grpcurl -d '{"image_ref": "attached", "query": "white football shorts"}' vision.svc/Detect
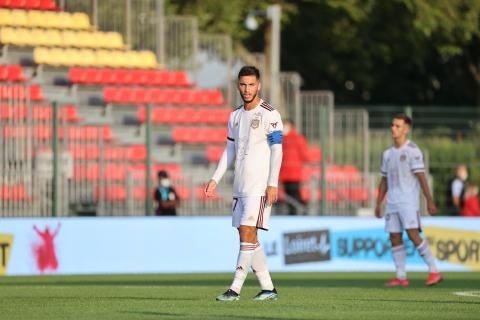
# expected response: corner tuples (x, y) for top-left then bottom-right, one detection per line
(385, 207), (421, 233)
(232, 196), (271, 231)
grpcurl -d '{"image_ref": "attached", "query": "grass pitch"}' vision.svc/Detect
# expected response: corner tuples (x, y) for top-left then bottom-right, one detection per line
(0, 272), (479, 320)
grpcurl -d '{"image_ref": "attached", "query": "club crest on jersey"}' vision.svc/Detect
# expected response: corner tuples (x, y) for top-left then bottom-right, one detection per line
(251, 118), (260, 129)
(400, 154), (407, 162)
(271, 122), (278, 128)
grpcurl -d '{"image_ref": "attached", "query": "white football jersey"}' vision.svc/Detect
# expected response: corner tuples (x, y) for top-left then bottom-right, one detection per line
(228, 99), (283, 197)
(380, 140), (425, 213)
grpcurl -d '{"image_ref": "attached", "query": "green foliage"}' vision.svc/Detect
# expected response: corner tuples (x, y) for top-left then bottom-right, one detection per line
(415, 136), (479, 215)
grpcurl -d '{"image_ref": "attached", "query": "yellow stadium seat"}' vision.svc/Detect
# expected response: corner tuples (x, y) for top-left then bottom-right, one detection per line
(138, 51), (158, 68)
(27, 10), (45, 28)
(105, 32), (124, 49)
(10, 10), (27, 27)
(93, 49), (109, 67)
(62, 30), (78, 47)
(48, 48), (62, 66)
(45, 29), (62, 47)
(29, 29), (48, 46)
(72, 12), (90, 30)
(0, 27), (16, 44)
(79, 31), (96, 48)
(43, 11), (61, 29)
(57, 12), (73, 29)
(16, 28), (33, 46)
(0, 9), (13, 26)
(34, 47), (49, 64)
(78, 49), (96, 67)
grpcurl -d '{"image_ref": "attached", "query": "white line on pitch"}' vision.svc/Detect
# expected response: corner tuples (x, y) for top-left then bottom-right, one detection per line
(453, 291), (480, 297)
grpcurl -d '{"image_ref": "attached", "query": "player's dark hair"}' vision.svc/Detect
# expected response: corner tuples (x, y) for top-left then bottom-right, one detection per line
(393, 113), (412, 127)
(238, 66), (260, 79)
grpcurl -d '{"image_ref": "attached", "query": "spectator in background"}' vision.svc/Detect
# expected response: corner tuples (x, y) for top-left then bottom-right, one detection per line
(446, 164), (468, 215)
(461, 184), (480, 217)
(280, 119), (311, 215)
(154, 170), (179, 216)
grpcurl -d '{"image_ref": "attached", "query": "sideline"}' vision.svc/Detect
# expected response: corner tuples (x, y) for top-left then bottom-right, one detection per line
(453, 291), (480, 298)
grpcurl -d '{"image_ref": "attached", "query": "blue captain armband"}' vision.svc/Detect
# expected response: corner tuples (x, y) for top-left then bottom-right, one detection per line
(267, 130), (282, 146)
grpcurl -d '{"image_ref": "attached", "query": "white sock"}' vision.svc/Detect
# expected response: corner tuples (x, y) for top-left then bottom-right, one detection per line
(392, 244), (407, 279)
(251, 243), (274, 291)
(417, 240), (438, 273)
(230, 242), (256, 294)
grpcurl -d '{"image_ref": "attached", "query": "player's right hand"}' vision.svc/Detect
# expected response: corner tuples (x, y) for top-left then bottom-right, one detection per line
(374, 205), (382, 218)
(204, 179), (217, 197)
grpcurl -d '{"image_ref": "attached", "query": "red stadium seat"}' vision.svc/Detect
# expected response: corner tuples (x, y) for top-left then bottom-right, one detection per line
(0, 0), (56, 10)
(69, 68), (84, 83)
(308, 146), (322, 163)
(6, 65), (25, 82)
(96, 184), (127, 201)
(127, 144), (146, 161)
(206, 145), (224, 162)
(0, 184), (29, 201)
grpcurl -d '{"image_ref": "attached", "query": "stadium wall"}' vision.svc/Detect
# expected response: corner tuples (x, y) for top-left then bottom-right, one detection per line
(0, 217), (479, 276)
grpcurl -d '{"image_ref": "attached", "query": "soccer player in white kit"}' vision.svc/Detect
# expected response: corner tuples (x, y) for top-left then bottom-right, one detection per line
(205, 66), (283, 301)
(375, 114), (443, 287)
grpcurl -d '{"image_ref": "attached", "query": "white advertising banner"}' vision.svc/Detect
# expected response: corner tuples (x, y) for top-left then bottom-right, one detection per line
(0, 217), (479, 276)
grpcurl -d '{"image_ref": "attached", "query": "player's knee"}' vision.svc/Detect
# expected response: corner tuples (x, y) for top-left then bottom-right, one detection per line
(389, 233), (403, 246)
(239, 225), (257, 243)
(406, 229), (422, 245)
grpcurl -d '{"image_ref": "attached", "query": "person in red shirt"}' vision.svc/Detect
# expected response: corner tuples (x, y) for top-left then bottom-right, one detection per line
(461, 184), (480, 217)
(279, 119), (312, 215)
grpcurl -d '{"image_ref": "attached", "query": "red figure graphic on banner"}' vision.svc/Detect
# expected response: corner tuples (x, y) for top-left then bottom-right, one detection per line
(32, 223), (61, 272)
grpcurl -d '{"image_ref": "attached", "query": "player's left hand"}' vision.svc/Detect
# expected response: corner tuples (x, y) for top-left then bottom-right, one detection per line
(427, 200), (437, 216)
(265, 186), (278, 206)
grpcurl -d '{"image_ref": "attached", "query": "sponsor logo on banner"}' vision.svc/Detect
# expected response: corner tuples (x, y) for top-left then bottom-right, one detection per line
(0, 234), (13, 276)
(332, 228), (419, 262)
(283, 230), (330, 265)
(32, 224), (61, 273)
(425, 227), (480, 271)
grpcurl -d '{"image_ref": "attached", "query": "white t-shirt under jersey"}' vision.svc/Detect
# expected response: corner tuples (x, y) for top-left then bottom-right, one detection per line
(228, 99), (283, 197)
(381, 140), (425, 213)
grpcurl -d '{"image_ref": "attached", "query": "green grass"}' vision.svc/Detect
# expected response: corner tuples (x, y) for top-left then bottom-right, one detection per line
(0, 272), (479, 320)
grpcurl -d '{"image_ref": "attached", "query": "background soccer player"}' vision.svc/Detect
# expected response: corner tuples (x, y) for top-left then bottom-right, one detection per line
(205, 66), (283, 301)
(375, 114), (442, 287)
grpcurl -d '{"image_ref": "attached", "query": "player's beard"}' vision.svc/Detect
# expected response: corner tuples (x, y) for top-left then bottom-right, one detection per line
(241, 90), (258, 104)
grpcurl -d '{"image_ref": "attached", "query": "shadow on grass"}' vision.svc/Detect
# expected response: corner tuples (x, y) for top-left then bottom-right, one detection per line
(123, 311), (309, 320)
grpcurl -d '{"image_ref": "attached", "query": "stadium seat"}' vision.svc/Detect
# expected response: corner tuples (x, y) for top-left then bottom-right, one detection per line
(0, 26), (124, 49)
(206, 145), (224, 162)
(95, 184), (127, 201)
(127, 144), (147, 161)
(308, 146), (322, 162)
(33, 48), (158, 68)
(0, 64), (25, 82)
(0, 84), (43, 101)
(0, 0), (56, 10)
(171, 127), (227, 144)
(0, 184), (28, 201)
(103, 87), (224, 106)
